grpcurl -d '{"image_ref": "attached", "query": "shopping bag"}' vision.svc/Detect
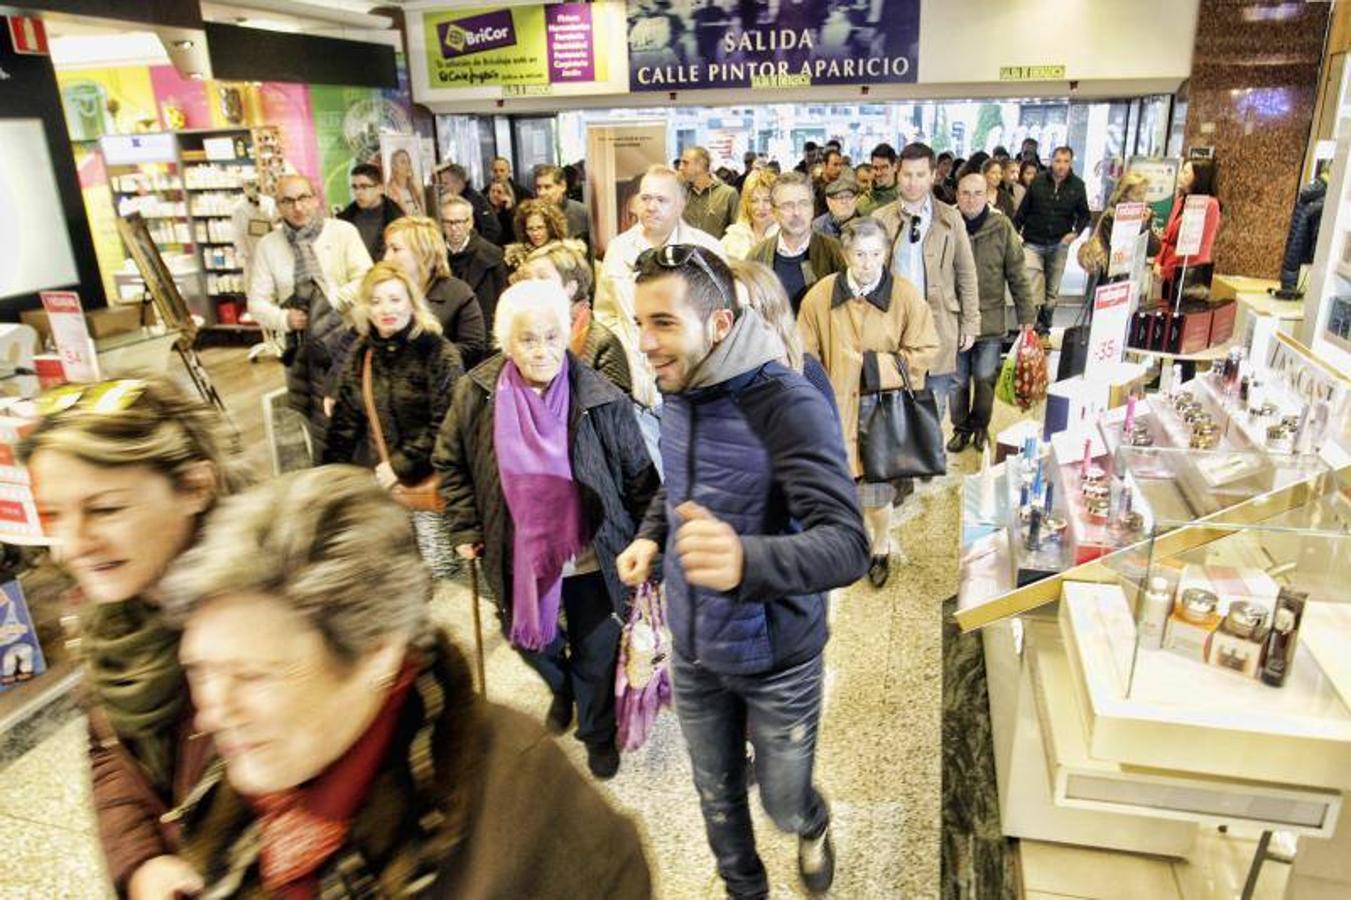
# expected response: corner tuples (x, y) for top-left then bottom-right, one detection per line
(995, 334), (1020, 407)
(614, 581), (672, 752)
(1012, 324), (1049, 409)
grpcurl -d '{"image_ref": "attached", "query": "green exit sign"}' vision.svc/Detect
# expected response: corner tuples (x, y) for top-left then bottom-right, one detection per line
(999, 65), (1067, 81)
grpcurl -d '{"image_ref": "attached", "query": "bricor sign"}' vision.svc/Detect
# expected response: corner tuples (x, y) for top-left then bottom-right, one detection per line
(421, 4), (595, 89)
(628, 0), (919, 91)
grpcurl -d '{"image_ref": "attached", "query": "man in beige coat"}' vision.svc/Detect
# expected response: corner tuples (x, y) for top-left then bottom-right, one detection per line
(871, 142), (980, 425)
(798, 217), (938, 588)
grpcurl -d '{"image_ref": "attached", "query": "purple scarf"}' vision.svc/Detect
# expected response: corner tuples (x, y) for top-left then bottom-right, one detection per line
(494, 360), (586, 650)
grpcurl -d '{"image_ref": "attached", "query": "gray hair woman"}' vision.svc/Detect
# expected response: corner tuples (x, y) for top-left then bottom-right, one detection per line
(514, 239), (632, 394)
(159, 466), (652, 897)
(797, 216), (940, 588)
(432, 279), (660, 779)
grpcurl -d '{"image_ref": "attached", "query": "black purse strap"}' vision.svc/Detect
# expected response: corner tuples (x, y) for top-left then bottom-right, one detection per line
(862, 350), (915, 397)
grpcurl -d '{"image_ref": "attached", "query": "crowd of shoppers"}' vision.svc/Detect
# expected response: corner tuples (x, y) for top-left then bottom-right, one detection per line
(39, 132), (1226, 900)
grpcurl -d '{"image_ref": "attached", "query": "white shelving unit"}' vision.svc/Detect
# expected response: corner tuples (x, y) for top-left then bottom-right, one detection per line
(1301, 127), (1351, 376)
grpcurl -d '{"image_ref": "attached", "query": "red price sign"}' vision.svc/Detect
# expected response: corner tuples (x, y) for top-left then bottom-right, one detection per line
(39, 291), (100, 383)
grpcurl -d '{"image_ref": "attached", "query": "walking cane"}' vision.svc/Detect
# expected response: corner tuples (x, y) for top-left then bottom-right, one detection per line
(467, 556), (487, 698)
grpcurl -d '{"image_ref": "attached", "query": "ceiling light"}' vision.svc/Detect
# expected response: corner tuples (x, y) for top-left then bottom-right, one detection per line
(173, 39), (194, 49)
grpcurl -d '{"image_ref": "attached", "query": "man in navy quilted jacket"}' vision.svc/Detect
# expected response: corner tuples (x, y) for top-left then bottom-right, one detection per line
(617, 244), (869, 899)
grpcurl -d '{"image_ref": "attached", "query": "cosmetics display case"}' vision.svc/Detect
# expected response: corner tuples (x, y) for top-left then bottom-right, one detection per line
(958, 441), (1351, 856)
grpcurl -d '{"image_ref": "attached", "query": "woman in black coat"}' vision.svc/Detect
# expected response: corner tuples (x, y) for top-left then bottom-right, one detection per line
(383, 215), (487, 366)
(324, 261), (464, 573)
(432, 279), (660, 780)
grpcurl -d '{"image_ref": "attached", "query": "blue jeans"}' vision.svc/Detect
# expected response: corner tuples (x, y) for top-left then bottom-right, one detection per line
(671, 651), (830, 900)
(1025, 241), (1068, 330)
(928, 370), (956, 422)
(950, 338), (1003, 434)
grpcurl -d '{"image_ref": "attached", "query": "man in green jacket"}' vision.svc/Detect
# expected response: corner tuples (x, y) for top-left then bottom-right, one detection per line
(679, 146), (740, 239)
(949, 170), (1037, 452)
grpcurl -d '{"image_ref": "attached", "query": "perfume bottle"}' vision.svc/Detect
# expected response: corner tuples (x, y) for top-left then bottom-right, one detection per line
(1260, 589), (1308, 687)
(1138, 576), (1171, 649)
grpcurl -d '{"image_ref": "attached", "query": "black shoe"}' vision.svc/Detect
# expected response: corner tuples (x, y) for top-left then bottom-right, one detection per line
(973, 429), (989, 452)
(867, 554), (890, 588)
(946, 431), (970, 453)
(798, 826), (835, 894)
(586, 742), (621, 780)
(546, 693), (573, 735)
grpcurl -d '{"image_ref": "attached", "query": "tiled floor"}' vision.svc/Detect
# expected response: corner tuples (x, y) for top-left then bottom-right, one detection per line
(0, 479), (955, 898)
(0, 332), (1306, 899)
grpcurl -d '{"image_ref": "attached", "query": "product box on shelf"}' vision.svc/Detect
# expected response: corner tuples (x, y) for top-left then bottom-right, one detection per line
(1175, 302), (1214, 354)
(1209, 299), (1238, 345)
(1177, 563), (1280, 615)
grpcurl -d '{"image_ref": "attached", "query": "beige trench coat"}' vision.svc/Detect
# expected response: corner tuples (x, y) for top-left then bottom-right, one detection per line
(798, 272), (940, 477)
(871, 198), (980, 374)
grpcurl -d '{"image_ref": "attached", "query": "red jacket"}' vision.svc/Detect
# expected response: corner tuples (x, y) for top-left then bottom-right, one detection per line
(1157, 193), (1221, 279)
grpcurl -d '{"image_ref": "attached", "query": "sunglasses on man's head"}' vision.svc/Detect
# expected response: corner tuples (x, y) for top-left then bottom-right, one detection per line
(635, 244), (736, 312)
(35, 379), (147, 417)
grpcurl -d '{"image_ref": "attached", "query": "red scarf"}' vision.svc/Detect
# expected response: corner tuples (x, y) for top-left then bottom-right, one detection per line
(245, 660), (417, 899)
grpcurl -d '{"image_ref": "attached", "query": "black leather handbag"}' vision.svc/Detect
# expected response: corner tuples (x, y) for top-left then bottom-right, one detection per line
(857, 350), (946, 481)
(1057, 279), (1095, 381)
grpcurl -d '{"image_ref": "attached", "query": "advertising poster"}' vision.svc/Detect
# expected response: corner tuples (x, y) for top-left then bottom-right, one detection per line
(55, 65), (159, 138)
(1126, 156), (1180, 227)
(148, 65), (212, 131)
(0, 580), (46, 691)
(1086, 281), (1134, 370)
(423, 5), (550, 88)
(421, 4), (597, 93)
(310, 85), (414, 212)
(628, 0), (919, 91)
(585, 123), (669, 258)
(380, 133), (427, 218)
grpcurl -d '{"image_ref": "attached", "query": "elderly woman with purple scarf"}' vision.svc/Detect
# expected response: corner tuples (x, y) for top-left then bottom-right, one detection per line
(433, 280), (661, 779)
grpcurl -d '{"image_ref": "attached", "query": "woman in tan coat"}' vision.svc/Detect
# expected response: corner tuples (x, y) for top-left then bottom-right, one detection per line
(798, 216), (939, 588)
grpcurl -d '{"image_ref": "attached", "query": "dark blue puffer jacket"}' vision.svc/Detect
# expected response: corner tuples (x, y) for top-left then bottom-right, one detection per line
(1280, 179), (1326, 290)
(638, 315), (869, 676)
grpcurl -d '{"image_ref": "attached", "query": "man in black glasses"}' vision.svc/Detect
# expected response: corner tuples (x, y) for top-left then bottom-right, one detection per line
(873, 142), (980, 425)
(746, 171), (845, 315)
(249, 174), (372, 455)
(336, 162), (404, 260)
(617, 244), (868, 899)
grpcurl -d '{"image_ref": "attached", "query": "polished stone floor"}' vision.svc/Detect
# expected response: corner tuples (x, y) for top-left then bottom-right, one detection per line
(0, 348), (956, 898)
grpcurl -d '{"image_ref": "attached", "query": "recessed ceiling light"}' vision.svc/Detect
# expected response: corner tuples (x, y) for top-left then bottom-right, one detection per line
(174, 39), (194, 49)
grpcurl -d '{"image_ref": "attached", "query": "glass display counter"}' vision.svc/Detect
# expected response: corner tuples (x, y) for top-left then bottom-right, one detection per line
(958, 431), (1351, 857)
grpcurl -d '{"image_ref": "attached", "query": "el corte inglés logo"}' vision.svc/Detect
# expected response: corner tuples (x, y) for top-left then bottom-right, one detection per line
(438, 10), (517, 59)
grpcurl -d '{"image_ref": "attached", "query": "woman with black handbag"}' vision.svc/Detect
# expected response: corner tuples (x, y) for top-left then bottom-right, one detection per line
(324, 261), (464, 574)
(798, 217), (939, 588)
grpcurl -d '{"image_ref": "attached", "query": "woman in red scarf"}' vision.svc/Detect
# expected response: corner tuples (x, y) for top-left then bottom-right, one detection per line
(434, 279), (660, 780)
(160, 466), (653, 898)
